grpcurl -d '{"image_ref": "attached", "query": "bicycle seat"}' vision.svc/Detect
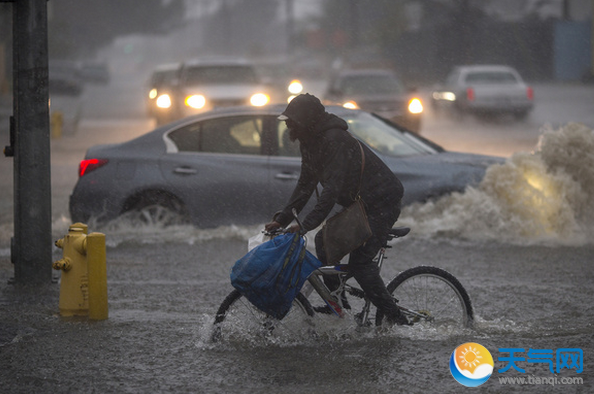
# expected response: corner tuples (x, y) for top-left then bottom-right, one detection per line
(388, 227), (410, 239)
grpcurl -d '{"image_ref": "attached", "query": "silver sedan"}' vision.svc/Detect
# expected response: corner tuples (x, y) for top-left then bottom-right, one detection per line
(431, 65), (534, 119)
(69, 104), (504, 227)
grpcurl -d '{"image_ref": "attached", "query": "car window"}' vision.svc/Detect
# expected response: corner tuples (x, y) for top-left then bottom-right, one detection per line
(339, 74), (404, 95)
(152, 69), (178, 87)
(168, 116), (264, 155)
(168, 122), (201, 152)
(464, 71), (518, 84)
(273, 111), (435, 158)
(344, 112), (435, 157)
(182, 65), (258, 85)
(276, 121), (300, 157)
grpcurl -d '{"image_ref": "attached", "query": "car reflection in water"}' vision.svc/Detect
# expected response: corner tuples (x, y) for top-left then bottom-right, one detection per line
(69, 105), (504, 228)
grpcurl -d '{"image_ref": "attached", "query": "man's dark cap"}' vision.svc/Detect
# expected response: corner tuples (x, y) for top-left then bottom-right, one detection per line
(278, 93), (325, 126)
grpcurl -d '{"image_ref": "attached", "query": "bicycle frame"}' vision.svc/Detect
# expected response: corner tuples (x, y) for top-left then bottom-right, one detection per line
(288, 207), (380, 325)
(302, 246), (439, 327)
(301, 245), (390, 326)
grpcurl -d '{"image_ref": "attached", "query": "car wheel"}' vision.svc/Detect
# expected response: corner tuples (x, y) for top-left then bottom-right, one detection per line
(122, 192), (189, 227)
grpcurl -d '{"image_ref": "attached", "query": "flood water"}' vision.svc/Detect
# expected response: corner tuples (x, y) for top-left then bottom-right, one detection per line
(0, 74), (593, 393)
(1, 230), (591, 393)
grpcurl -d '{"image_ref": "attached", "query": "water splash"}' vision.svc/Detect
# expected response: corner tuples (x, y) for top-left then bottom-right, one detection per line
(399, 123), (594, 245)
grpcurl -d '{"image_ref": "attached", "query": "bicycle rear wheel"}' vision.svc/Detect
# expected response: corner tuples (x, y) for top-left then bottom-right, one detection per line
(376, 266), (474, 328)
(211, 289), (314, 343)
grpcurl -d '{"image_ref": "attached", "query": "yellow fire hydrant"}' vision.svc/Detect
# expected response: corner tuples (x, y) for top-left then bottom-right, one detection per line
(53, 223), (108, 320)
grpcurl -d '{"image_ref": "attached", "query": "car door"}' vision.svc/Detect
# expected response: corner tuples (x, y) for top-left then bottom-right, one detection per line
(160, 115), (272, 227)
(267, 117), (320, 219)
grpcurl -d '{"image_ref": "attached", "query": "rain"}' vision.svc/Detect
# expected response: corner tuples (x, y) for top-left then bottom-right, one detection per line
(0, 1), (593, 392)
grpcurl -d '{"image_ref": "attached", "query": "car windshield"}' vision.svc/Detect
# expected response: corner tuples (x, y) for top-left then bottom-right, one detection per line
(465, 71), (518, 84)
(339, 75), (404, 95)
(152, 69), (178, 86)
(183, 65), (259, 85)
(340, 111), (436, 157)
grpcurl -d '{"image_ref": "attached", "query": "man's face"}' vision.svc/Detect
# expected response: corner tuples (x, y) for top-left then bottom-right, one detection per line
(285, 118), (298, 129)
(285, 118), (302, 142)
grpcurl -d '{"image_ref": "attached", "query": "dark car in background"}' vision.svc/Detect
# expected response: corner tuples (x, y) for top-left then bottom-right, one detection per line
(69, 104), (503, 228)
(145, 63), (181, 124)
(431, 65), (534, 119)
(323, 69), (424, 133)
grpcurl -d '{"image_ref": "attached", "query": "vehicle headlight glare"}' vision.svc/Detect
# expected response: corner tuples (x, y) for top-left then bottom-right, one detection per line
(185, 95), (206, 109)
(250, 93), (270, 107)
(432, 91), (456, 101)
(443, 92), (456, 101)
(342, 101), (359, 110)
(149, 88), (158, 100)
(408, 98), (423, 114)
(288, 80), (303, 94)
(156, 94), (172, 109)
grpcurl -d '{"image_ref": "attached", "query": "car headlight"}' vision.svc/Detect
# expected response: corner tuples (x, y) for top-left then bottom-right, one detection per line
(149, 88), (158, 100)
(433, 91), (456, 101)
(288, 80), (303, 95)
(342, 100), (359, 110)
(185, 95), (206, 109)
(250, 93), (270, 107)
(156, 94), (172, 109)
(408, 98), (423, 114)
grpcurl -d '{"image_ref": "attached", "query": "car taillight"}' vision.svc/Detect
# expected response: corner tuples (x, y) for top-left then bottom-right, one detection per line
(527, 86), (534, 100)
(466, 87), (475, 101)
(79, 159), (108, 177)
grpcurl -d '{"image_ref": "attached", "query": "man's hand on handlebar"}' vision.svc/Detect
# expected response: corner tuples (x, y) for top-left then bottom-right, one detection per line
(263, 221), (302, 236)
(265, 208), (305, 235)
(264, 221), (282, 232)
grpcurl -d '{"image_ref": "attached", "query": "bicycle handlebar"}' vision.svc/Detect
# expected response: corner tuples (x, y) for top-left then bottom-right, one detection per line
(263, 209), (307, 237)
(263, 228), (286, 237)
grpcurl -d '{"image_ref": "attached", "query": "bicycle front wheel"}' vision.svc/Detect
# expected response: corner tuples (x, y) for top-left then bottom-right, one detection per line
(211, 289), (314, 343)
(376, 266), (474, 328)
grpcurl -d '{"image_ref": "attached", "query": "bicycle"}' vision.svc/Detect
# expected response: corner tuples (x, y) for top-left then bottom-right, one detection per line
(212, 225), (474, 342)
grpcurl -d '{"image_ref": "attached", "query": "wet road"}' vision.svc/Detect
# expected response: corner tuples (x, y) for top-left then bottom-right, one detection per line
(1, 235), (592, 393)
(0, 73), (593, 393)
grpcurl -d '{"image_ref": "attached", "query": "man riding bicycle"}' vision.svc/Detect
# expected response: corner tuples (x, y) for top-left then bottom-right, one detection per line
(265, 93), (409, 326)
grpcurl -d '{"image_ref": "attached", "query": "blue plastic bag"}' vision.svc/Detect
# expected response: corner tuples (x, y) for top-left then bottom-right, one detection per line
(230, 233), (322, 319)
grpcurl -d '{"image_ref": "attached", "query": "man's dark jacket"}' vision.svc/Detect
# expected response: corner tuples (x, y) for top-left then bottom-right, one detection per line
(275, 112), (404, 232)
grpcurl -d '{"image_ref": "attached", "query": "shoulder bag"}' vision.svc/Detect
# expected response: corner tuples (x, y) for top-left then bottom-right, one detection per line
(321, 141), (372, 264)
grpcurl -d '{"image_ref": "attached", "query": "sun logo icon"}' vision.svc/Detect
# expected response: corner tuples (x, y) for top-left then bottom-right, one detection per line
(449, 342), (494, 387)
